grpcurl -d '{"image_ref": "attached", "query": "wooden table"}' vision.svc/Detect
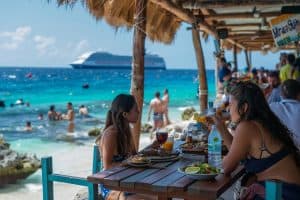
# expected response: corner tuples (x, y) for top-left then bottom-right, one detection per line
(87, 146), (245, 200)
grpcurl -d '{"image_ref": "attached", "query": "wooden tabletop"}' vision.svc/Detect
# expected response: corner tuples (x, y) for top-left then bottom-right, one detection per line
(87, 148), (245, 200)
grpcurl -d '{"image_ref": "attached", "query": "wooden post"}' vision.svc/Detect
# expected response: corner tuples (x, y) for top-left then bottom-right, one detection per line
(42, 157), (54, 200)
(266, 181), (282, 200)
(92, 145), (101, 173)
(130, 0), (147, 151)
(233, 44), (238, 72)
(192, 27), (208, 112)
(244, 49), (251, 72)
(249, 50), (252, 69)
(214, 39), (221, 95)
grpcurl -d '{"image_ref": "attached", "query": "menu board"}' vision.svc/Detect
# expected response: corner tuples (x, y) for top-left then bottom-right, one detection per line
(269, 14), (300, 47)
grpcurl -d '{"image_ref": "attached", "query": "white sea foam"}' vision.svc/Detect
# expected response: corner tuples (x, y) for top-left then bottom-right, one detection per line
(8, 74), (17, 79)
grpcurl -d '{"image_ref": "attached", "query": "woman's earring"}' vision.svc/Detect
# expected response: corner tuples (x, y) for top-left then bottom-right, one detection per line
(122, 112), (128, 118)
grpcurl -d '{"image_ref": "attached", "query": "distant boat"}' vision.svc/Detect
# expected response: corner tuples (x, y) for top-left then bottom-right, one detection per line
(70, 51), (166, 70)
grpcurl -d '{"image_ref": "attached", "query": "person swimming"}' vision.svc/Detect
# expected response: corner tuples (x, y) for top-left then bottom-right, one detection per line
(25, 121), (32, 132)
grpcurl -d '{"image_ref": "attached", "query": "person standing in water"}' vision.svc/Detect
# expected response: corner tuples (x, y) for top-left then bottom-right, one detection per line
(62, 102), (75, 133)
(79, 105), (88, 117)
(162, 88), (171, 125)
(148, 91), (165, 130)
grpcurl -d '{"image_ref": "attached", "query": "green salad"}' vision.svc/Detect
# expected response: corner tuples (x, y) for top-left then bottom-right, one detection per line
(184, 163), (220, 174)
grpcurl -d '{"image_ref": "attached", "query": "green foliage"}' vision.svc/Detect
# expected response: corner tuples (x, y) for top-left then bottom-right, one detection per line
(88, 128), (102, 137)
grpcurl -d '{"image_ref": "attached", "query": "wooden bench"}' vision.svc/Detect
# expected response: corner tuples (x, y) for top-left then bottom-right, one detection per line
(41, 145), (101, 200)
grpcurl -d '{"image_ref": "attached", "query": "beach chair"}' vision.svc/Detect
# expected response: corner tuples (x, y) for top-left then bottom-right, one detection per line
(265, 180), (282, 200)
(41, 145), (101, 200)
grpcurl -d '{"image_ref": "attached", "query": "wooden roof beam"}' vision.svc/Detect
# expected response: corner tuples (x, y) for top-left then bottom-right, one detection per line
(228, 34), (273, 40)
(182, 1), (298, 9)
(217, 23), (268, 28)
(202, 11), (281, 20)
(237, 39), (274, 43)
(150, 0), (245, 49)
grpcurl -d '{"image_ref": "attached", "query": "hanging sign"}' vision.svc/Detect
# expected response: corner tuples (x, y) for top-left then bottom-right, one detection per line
(269, 14), (300, 47)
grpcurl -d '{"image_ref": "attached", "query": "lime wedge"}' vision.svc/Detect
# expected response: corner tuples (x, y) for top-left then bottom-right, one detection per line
(184, 166), (200, 174)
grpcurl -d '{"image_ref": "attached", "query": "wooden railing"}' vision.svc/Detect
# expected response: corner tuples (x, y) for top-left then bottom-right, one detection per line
(41, 145), (100, 200)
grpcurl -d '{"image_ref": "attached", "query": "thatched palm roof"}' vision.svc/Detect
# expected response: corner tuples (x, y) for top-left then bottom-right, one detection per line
(56, 0), (300, 51)
(56, 0), (181, 44)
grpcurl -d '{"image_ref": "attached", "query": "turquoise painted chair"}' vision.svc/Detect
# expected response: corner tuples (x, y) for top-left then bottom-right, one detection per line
(41, 145), (101, 200)
(265, 181), (282, 200)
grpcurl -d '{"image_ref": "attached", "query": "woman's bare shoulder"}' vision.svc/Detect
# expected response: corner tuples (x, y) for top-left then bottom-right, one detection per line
(102, 126), (117, 139)
(235, 121), (258, 136)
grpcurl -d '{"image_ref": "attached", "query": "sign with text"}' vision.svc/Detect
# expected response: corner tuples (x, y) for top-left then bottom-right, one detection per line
(270, 14), (300, 47)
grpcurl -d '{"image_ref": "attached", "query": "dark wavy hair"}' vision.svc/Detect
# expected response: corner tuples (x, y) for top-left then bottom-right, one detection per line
(97, 94), (136, 155)
(229, 81), (300, 166)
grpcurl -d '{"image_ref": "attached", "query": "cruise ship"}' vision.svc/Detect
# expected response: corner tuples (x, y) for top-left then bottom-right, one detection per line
(70, 51), (166, 70)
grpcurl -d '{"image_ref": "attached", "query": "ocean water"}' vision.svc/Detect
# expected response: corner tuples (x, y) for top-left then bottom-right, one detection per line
(0, 67), (216, 194)
(0, 67), (216, 140)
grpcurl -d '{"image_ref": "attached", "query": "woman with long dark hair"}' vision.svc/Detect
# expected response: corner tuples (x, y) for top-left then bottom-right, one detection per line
(213, 81), (300, 199)
(96, 94), (156, 200)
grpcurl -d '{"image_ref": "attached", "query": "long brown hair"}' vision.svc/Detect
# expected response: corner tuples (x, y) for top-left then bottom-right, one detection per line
(100, 94), (136, 155)
(230, 81), (300, 166)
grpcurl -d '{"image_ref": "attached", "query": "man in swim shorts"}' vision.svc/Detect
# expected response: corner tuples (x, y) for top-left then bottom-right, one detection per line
(148, 91), (165, 130)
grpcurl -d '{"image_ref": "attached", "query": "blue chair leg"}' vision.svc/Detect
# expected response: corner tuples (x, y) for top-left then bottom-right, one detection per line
(266, 181), (282, 200)
(92, 145), (101, 173)
(88, 182), (98, 200)
(42, 157), (54, 200)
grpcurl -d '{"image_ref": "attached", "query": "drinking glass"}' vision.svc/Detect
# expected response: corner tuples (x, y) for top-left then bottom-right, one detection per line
(163, 134), (174, 152)
(156, 128), (168, 148)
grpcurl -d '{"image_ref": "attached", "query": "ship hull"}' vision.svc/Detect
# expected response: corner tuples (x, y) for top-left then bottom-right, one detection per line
(71, 64), (165, 70)
(71, 51), (166, 70)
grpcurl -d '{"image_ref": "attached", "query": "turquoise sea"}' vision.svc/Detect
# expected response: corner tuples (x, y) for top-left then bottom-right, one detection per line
(0, 67), (216, 195)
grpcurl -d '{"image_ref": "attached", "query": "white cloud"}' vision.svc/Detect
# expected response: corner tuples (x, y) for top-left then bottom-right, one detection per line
(75, 40), (89, 53)
(34, 35), (56, 55)
(0, 26), (31, 50)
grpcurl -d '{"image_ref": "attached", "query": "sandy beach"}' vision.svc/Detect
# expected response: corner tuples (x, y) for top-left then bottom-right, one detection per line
(0, 134), (154, 200)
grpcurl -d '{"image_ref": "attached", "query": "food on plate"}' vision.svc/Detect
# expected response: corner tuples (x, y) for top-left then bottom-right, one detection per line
(129, 155), (149, 164)
(180, 141), (208, 153)
(184, 166), (201, 174)
(184, 163), (220, 174)
(180, 141), (228, 155)
(140, 148), (178, 157)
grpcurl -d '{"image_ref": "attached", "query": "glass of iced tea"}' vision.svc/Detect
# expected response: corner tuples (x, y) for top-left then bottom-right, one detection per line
(156, 128), (168, 148)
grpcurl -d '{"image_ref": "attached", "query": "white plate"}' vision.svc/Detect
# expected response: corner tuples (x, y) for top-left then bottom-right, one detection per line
(177, 167), (219, 180)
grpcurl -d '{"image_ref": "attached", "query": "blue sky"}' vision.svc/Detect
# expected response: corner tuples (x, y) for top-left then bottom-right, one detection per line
(0, 0), (285, 69)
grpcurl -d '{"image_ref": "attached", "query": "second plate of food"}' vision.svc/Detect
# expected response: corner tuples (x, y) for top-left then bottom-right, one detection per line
(178, 162), (221, 180)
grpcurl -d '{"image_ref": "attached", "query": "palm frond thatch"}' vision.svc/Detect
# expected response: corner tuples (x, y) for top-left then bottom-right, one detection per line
(53, 0), (182, 44)
(86, 0), (107, 20)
